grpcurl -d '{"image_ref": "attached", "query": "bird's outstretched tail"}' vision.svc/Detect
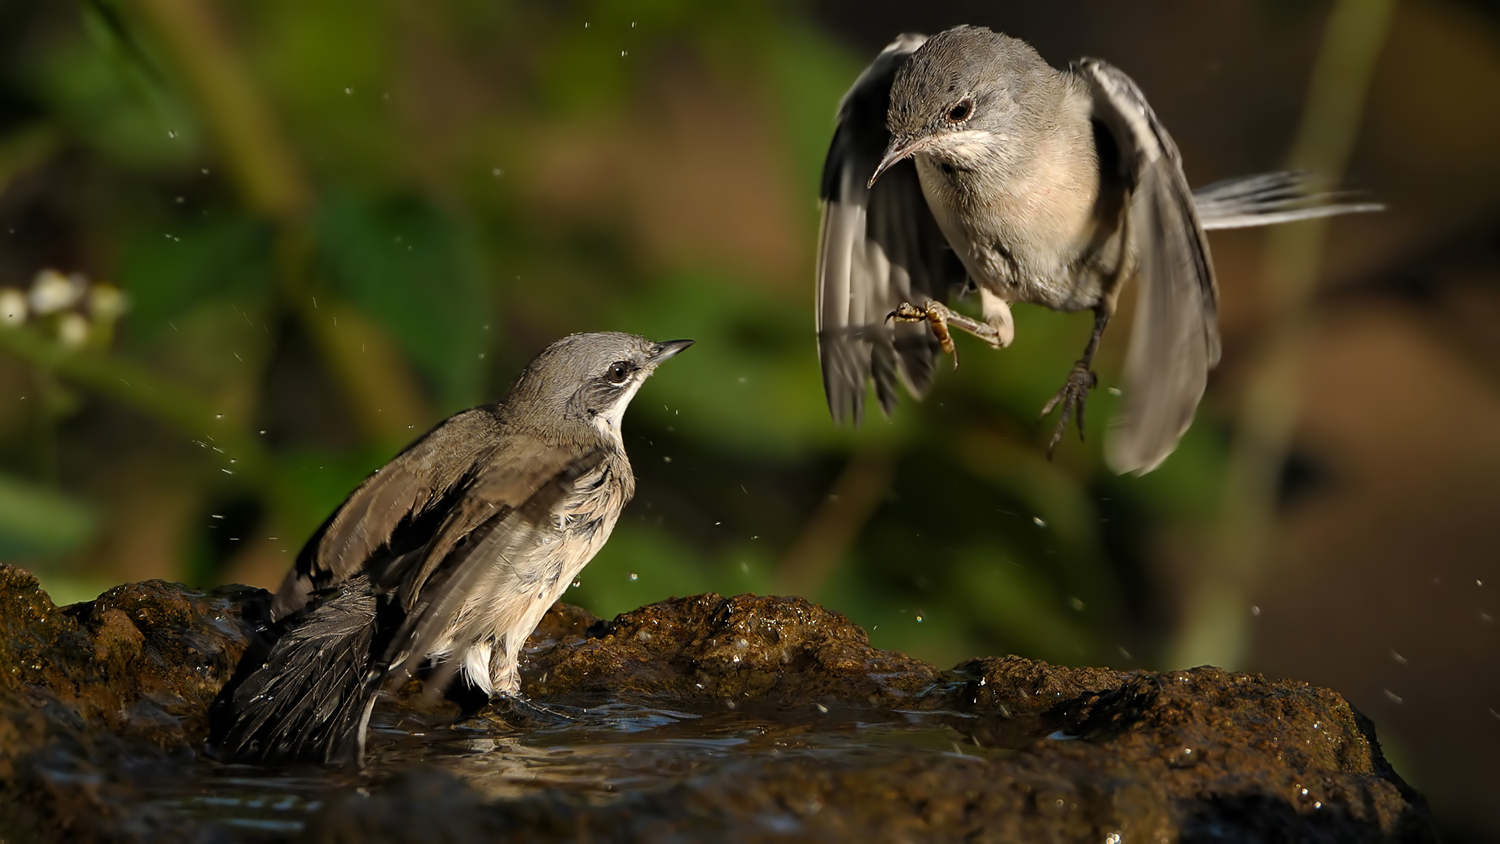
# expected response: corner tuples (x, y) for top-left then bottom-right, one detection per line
(210, 575), (383, 765)
(1192, 171), (1383, 230)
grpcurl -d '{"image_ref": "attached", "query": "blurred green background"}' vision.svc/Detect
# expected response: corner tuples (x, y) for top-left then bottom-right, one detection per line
(1, 0), (1496, 838)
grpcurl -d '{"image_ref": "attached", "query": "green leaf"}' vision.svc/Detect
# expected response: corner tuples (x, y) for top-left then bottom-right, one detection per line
(118, 216), (276, 340)
(27, 3), (200, 169)
(314, 192), (490, 410)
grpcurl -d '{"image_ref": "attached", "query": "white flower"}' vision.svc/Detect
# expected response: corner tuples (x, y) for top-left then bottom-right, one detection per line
(0, 288), (25, 326)
(90, 284), (128, 321)
(57, 312), (89, 347)
(30, 269), (84, 314)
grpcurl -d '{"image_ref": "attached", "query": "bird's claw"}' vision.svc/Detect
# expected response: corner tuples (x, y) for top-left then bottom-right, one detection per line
(1040, 363), (1098, 458)
(888, 300), (959, 368)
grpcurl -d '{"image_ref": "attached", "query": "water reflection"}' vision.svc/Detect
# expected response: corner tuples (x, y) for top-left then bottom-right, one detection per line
(143, 699), (1036, 836)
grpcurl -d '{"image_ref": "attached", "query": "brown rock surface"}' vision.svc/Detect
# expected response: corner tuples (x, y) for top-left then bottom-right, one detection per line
(0, 566), (1435, 842)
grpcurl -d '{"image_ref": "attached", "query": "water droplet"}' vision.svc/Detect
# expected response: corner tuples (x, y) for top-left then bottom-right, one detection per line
(1250, 605), (1261, 616)
(662, 455), (672, 463)
(1068, 597), (1085, 611)
(344, 87), (352, 95)
(628, 572), (638, 582)
(1390, 650), (1408, 665)
(1032, 516), (1046, 528)
(167, 130), (177, 139)
(214, 414), (223, 419)
(571, 578), (581, 588)
(915, 614), (924, 623)
(1383, 689), (1403, 704)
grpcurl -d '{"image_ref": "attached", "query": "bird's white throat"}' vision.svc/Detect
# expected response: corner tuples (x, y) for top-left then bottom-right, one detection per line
(592, 375), (647, 442)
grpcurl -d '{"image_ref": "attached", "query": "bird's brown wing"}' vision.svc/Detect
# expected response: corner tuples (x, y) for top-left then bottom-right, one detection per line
(1076, 58), (1221, 475)
(270, 408), (508, 621)
(816, 33), (966, 425)
(376, 444), (607, 687)
(385, 434), (597, 609)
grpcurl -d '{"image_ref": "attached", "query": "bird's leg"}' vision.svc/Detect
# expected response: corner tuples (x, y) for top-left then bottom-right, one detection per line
(1040, 309), (1110, 458)
(888, 299), (1007, 369)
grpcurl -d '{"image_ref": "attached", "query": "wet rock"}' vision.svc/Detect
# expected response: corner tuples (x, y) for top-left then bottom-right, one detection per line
(0, 564), (263, 842)
(0, 566), (1436, 843)
(522, 593), (942, 705)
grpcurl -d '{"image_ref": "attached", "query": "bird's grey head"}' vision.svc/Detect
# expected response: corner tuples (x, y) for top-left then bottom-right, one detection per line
(870, 26), (1059, 187)
(503, 332), (692, 442)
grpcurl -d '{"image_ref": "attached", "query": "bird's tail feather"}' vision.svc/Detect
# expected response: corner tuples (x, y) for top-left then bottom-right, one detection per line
(1192, 171), (1382, 231)
(210, 575), (382, 765)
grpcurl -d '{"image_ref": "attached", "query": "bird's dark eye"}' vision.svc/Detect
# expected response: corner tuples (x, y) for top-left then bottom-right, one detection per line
(946, 98), (974, 124)
(606, 361), (631, 384)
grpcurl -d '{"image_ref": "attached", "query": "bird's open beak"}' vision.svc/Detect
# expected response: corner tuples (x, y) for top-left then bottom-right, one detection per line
(650, 339), (694, 362)
(868, 137), (929, 188)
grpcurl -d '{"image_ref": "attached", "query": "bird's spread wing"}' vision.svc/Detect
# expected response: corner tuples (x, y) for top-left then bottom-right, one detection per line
(270, 408), (507, 621)
(817, 33), (965, 425)
(1076, 58), (1220, 475)
(1192, 170), (1384, 230)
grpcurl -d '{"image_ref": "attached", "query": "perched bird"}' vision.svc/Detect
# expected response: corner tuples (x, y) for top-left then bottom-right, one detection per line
(816, 26), (1379, 473)
(212, 332), (692, 764)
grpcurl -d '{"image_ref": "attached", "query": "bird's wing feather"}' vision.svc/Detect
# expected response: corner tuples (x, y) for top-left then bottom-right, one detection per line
(211, 574), (380, 764)
(376, 447), (607, 688)
(1193, 170), (1383, 230)
(269, 408), (506, 621)
(388, 435), (592, 609)
(1076, 59), (1219, 475)
(816, 33), (964, 424)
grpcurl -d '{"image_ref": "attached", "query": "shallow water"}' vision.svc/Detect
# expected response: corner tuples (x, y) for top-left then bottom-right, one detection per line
(139, 699), (1035, 837)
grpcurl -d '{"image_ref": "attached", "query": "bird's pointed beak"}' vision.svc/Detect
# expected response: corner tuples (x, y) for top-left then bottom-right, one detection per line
(868, 136), (927, 188)
(649, 339), (694, 363)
